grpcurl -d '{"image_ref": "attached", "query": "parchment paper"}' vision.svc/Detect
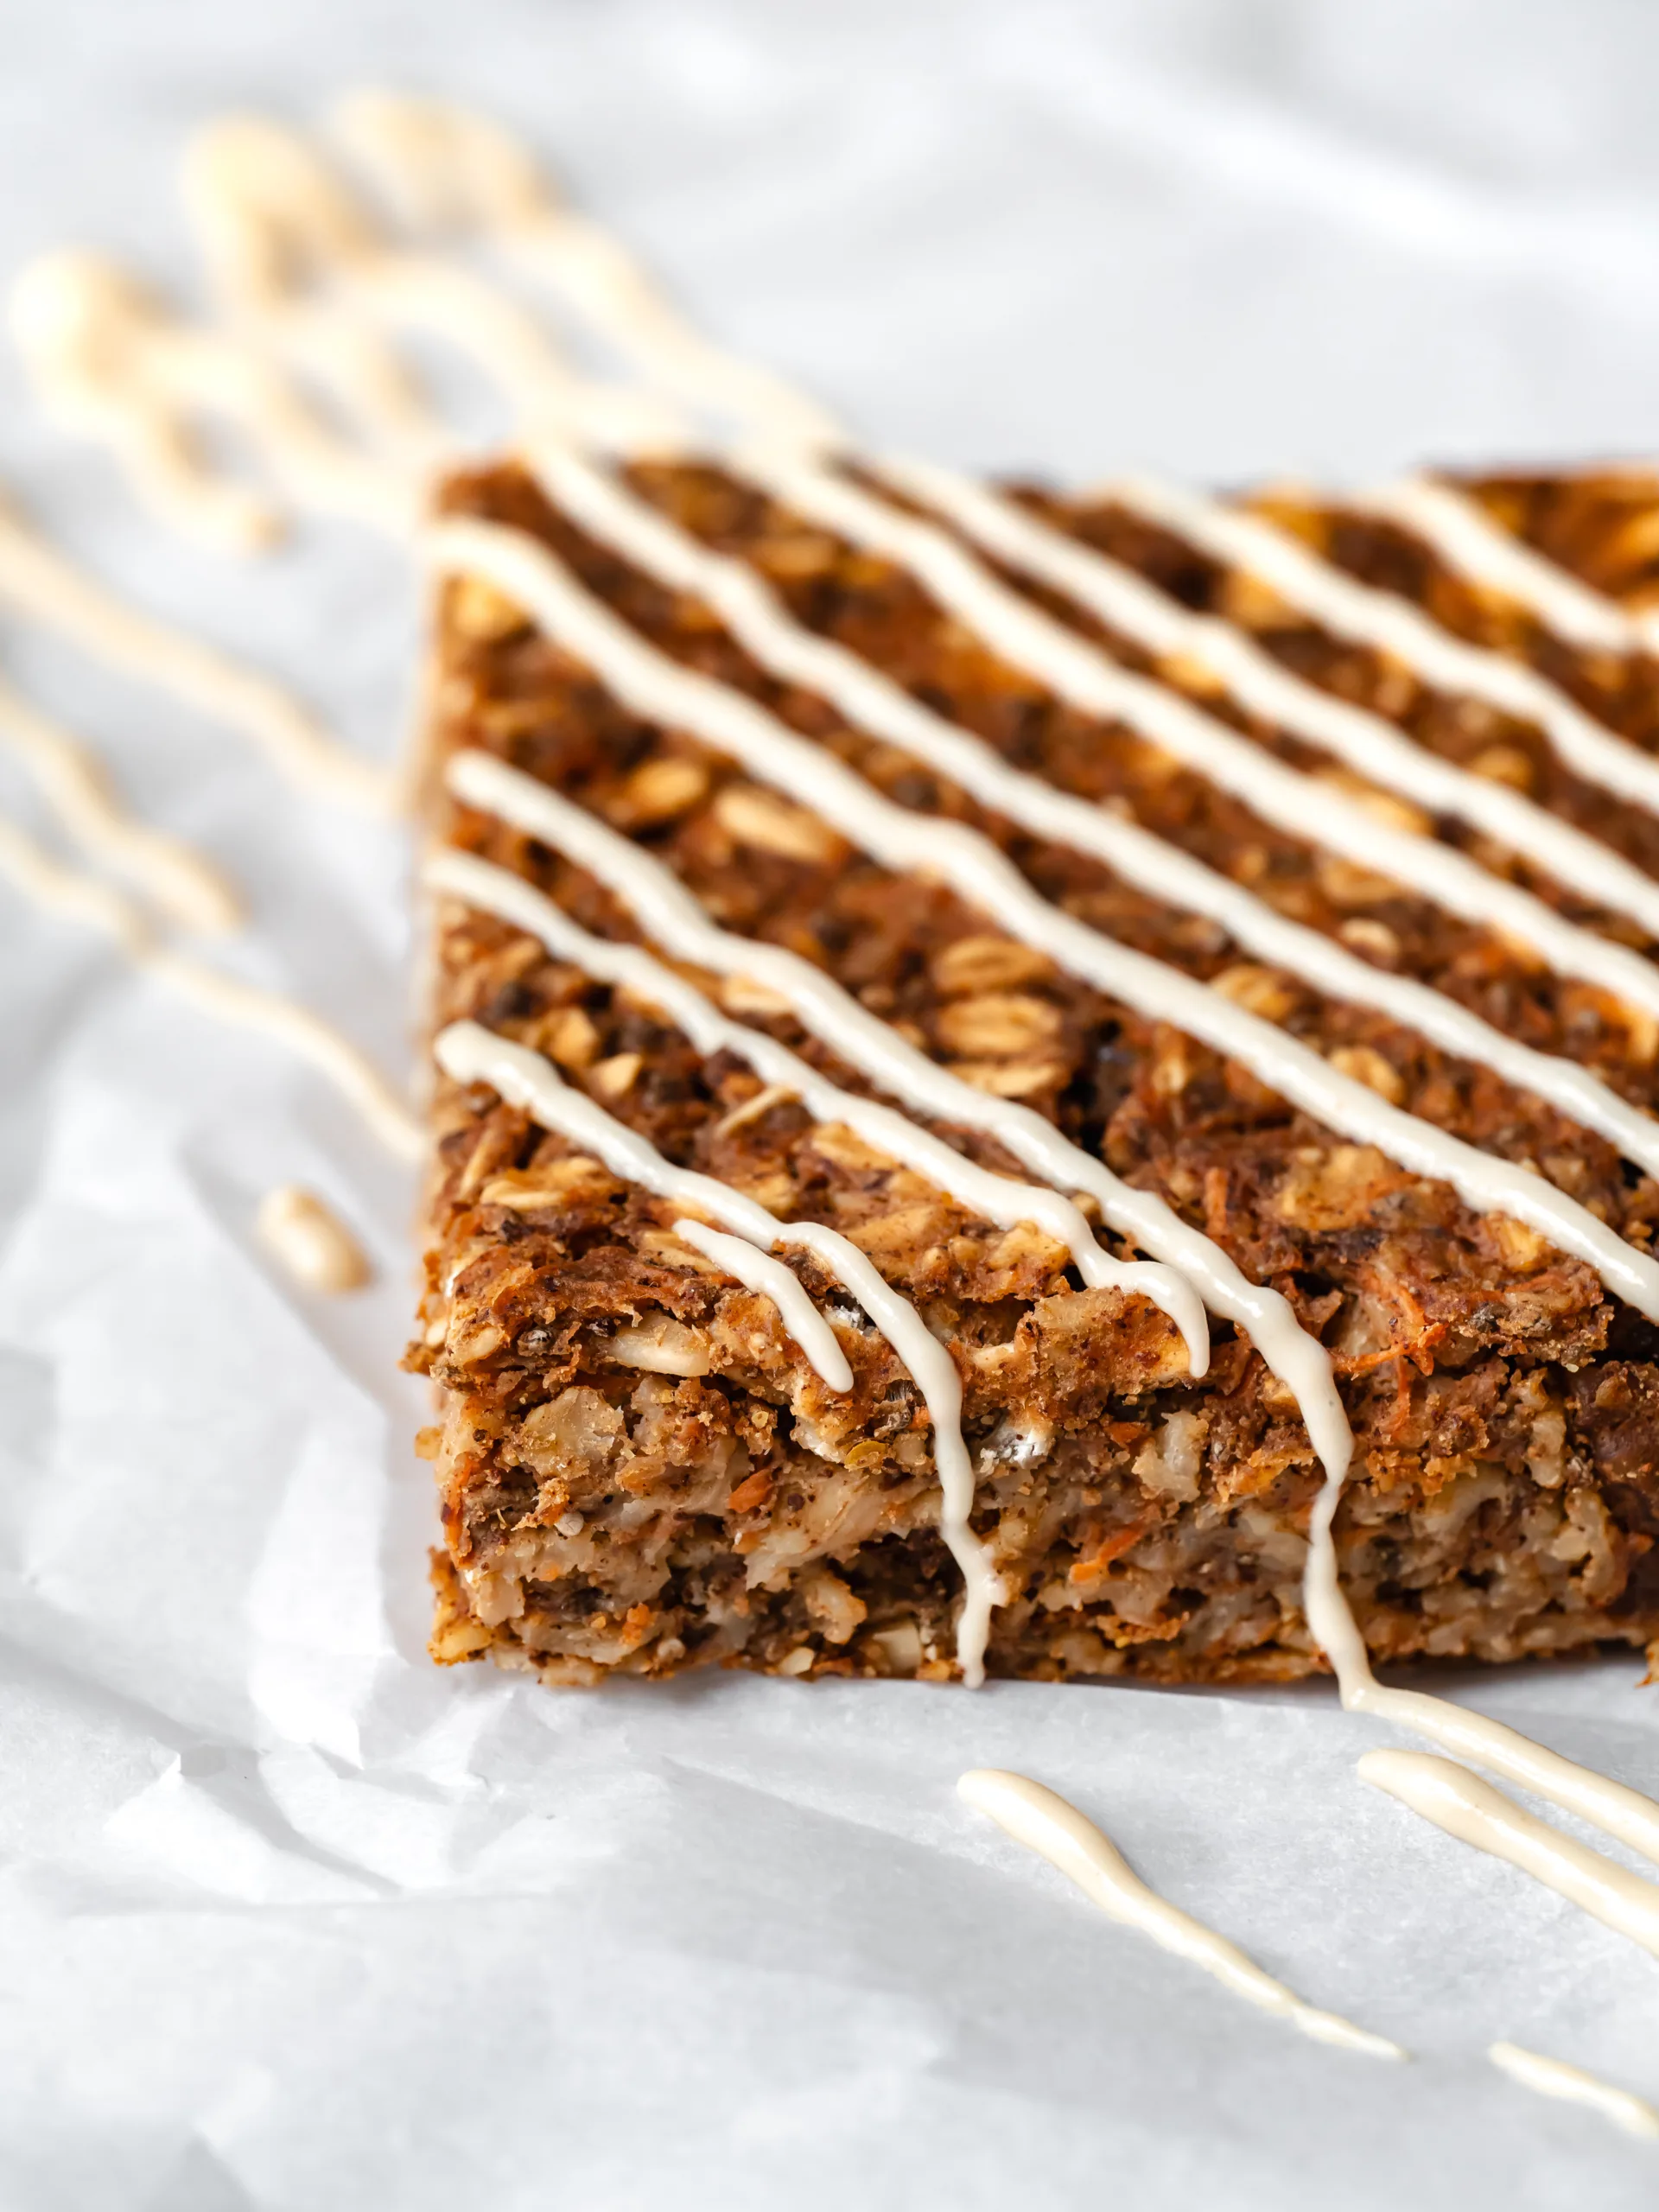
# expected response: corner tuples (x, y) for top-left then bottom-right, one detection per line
(4, 4), (1659, 2205)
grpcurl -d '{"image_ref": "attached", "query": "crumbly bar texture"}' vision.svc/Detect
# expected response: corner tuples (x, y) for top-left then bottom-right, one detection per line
(407, 458), (1659, 1688)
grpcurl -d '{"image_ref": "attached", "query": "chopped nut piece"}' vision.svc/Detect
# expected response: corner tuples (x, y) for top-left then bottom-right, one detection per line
(713, 782), (843, 863)
(588, 1052), (643, 1099)
(946, 1058), (1067, 1099)
(716, 973), (798, 1020)
(713, 1082), (798, 1138)
(613, 754), (710, 824)
(1468, 742), (1535, 791)
(541, 1006), (601, 1070)
(604, 1315), (713, 1376)
(1210, 963), (1295, 1022)
(1328, 1043), (1407, 1105)
(1319, 855), (1404, 907)
(450, 574), (527, 641)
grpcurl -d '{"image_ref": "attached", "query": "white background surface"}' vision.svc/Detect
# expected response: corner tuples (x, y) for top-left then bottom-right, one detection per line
(5, 3), (1659, 2206)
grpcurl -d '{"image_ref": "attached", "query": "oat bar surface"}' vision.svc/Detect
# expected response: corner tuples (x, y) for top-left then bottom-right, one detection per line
(408, 457), (1659, 1687)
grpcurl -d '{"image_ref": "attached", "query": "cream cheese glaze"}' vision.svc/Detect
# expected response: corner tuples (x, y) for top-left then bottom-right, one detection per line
(0, 493), (396, 812)
(1361, 1749), (1659, 1961)
(1488, 2041), (1659, 2138)
(257, 1183), (372, 1293)
(959, 1768), (1404, 2059)
(0, 812), (421, 1160)
(0, 672), (238, 933)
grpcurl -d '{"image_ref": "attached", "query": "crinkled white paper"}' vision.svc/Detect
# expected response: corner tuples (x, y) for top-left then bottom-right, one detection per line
(5, 4), (1659, 2205)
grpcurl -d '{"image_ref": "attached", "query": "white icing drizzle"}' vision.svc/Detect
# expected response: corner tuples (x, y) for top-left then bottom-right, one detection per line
(1102, 469), (1659, 830)
(1489, 2041), (1659, 2139)
(432, 1017), (1004, 1681)
(257, 1182), (371, 1292)
(1352, 475), (1646, 657)
(745, 445), (1659, 1012)
(424, 514), (1659, 1323)
(0, 498), (396, 812)
(9, 256), (276, 553)
(661, 1217), (852, 1392)
(327, 92), (841, 449)
(1360, 1749), (1659, 1963)
(959, 1769), (1403, 2060)
(424, 839), (1209, 1368)
(440, 749), (1349, 1478)
(0, 811), (422, 1160)
(181, 118), (688, 457)
(10, 252), (419, 542)
(0, 674), (238, 931)
(10, 143), (689, 549)
(531, 442), (1659, 1184)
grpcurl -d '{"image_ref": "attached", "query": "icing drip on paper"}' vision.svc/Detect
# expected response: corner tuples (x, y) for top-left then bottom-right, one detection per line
(0, 812), (422, 1160)
(425, 839), (1210, 1369)
(425, 513), (1659, 1323)
(10, 251), (417, 543)
(1360, 1750), (1659, 1962)
(959, 1769), (1403, 2060)
(0, 497), (395, 812)
(434, 1017), (1003, 1681)
(1301, 1465), (1659, 1878)
(185, 114), (690, 459)
(257, 1183), (371, 1292)
(1488, 2042), (1659, 2139)
(328, 91), (842, 448)
(0, 673), (238, 932)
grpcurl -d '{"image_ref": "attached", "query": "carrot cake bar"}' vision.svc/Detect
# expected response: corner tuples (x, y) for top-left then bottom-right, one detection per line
(407, 449), (1659, 1688)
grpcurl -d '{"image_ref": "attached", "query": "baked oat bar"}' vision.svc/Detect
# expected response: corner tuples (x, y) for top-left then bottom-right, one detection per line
(406, 453), (1659, 1687)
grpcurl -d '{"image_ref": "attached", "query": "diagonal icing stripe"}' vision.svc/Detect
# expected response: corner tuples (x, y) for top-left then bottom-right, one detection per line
(424, 509), (1659, 1322)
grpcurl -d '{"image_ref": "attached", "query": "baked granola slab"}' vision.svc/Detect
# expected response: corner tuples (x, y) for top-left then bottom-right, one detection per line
(407, 454), (1659, 1687)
